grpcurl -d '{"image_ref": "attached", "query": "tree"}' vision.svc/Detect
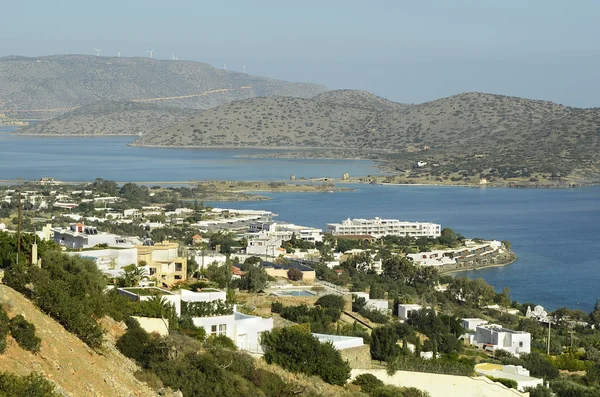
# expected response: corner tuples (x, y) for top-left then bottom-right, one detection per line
(315, 295), (346, 311)
(370, 283), (386, 299)
(520, 352), (559, 379)
(523, 385), (553, 397)
(382, 256), (416, 285)
(205, 262), (232, 288)
(120, 183), (149, 202)
(287, 268), (303, 281)
(590, 300), (600, 329)
(241, 265), (268, 292)
(261, 326), (350, 386)
(438, 228), (458, 247)
(370, 325), (399, 361)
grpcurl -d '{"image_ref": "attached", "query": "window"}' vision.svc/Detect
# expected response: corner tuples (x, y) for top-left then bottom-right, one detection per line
(174, 275), (182, 280)
(149, 268), (156, 275)
(519, 341), (523, 348)
(175, 263), (183, 271)
(218, 324), (227, 335)
(211, 325), (217, 335)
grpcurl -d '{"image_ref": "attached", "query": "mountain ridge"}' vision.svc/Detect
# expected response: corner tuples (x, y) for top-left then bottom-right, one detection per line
(132, 89), (600, 182)
(0, 54), (326, 117)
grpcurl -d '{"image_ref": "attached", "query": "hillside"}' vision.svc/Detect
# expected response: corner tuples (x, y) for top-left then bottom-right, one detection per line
(133, 90), (600, 183)
(0, 284), (156, 397)
(0, 55), (326, 118)
(17, 101), (198, 136)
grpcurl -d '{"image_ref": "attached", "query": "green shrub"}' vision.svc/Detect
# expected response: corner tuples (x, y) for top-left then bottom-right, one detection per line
(315, 294), (346, 311)
(9, 315), (41, 353)
(204, 334), (237, 350)
(352, 373), (384, 393)
(178, 316), (206, 341)
(261, 326), (350, 386)
(271, 301), (284, 313)
(0, 372), (60, 397)
(487, 376), (518, 389)
(0, 306), (9, 354)
(116, 318), (164, 368)
(360, 308), (389, 323)
(387, 354), (474, 376)
(250, 368), (295, 397)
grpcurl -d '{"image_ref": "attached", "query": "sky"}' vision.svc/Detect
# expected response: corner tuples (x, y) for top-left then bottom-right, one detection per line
(2, 0), (599, 107)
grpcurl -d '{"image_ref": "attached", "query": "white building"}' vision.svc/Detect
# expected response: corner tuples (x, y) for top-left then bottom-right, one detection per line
(353, 292), (389, 313)
(473, 324), (531, 357)
(249, 221), (323, 243)
(397, 304), (422, 321)
(246, 232), (286, 257)
(326, 217), (441, 238)
(71, 247), (138, 277)
(118, 287), (273, 352)
(194, 252), (228, 269)
(461, 318), (488, 331)
(192, 311), (273, 352)
(52, 223), (134, 249)
(475, 364), (543, 392)
(312, 333), (364, 350)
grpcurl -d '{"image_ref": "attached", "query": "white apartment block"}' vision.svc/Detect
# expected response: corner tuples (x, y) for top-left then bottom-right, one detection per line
(473, 324), (531, 357)
(52, 223), (133, 249)
(326, 217), (441, 238)
(249, 221), (323, 243)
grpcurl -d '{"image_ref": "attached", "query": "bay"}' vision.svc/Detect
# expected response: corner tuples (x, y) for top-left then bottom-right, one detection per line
(209, 184), (600, 312)
(0, 127), (378, 182)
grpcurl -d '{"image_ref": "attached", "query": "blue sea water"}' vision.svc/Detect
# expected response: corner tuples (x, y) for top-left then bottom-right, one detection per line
(0, 127), (378, 182)
(1, 127), (599, 311)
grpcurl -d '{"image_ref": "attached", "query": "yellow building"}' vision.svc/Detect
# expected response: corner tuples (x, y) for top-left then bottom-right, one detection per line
(136, 241), (187, 286)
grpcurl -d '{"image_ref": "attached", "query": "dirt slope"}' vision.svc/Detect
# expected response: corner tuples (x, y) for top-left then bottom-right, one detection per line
(0, 284), (155, 397)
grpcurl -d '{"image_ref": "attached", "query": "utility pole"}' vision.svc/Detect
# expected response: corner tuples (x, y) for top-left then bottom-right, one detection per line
(547, 321), (551, 355)
(16, 177), (23, 265)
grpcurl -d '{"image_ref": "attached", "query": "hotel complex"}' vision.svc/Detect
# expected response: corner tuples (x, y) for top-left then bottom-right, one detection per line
(326, 217), (441, 238)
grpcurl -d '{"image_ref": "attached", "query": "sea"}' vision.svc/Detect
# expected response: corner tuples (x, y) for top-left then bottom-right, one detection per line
(1, 127), (599, 312)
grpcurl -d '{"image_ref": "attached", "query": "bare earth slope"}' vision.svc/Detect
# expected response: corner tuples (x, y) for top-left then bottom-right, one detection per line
(0, 285), (155, 397)
(17, 101), (198, 136)
(0, 55), (326, 118)
(134, 90), (600, 181)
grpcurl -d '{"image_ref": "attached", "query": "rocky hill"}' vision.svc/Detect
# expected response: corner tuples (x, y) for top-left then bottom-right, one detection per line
(0, 55), (326, 118)
(0, 284), (156, 396)
(17, 101), (198, 136)
(133, 90), (600, 182)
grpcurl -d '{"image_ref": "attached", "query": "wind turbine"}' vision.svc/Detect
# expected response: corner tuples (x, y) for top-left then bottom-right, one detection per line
(223, 63), (227, 71)
(94, 48), (101, 56)
(243, 65), (246, 74)
(117, 52), (121, 57)
(147, 49), (154, 58)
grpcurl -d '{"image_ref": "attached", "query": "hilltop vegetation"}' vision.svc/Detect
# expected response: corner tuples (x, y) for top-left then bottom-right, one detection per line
(0, 55), (325, 117)
(17, 101), (199, 136)
(134, 90), (600, 184)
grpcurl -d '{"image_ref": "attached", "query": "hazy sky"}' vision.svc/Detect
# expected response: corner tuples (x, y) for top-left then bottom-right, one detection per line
(2, 0), (599, 107)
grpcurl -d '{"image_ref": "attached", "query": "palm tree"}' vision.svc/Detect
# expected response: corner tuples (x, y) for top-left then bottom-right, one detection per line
(143, 295), (173, 318)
